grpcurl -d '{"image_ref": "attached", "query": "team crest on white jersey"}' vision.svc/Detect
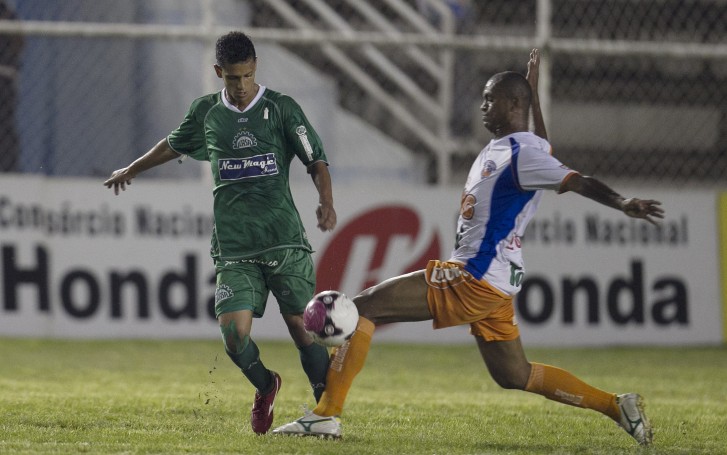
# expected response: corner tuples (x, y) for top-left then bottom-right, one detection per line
(233, 130), (257, 149)
(481, 159), (497, 177)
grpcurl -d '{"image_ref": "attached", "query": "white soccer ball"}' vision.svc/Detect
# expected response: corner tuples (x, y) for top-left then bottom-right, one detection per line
(303, 290), (359, 347)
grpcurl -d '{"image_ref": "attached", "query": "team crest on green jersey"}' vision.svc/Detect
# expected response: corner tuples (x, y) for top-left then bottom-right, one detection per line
(233, 130), (258, 149)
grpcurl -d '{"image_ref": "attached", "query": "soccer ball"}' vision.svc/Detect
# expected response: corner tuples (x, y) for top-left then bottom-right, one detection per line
(304, 290), (359, 347)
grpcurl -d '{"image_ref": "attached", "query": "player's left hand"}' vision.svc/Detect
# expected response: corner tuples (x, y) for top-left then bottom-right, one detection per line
(526, 48), (541, 93)
(621, 198), (664, 225)
(316, 203), (337, 232)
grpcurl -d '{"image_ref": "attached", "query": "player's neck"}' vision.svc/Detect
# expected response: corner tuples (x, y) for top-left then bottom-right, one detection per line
(493, 125), (527, 139)
(226, 84), (259, 111)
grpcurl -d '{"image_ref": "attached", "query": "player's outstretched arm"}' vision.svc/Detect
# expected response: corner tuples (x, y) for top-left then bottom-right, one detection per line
(526, 48), (547, 140)
(103, 138), (180, 195)
(308, 161), (337, 232)
(560, 173), (664, 225)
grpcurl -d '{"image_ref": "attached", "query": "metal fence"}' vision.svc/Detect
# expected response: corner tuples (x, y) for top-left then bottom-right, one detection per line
(0, 0), (725, 185)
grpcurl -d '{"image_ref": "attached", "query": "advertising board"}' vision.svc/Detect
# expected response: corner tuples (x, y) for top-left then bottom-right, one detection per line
(0, 176), (722, 345)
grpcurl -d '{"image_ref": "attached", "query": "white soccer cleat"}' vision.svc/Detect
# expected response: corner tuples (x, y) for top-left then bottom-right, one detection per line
(616, 393), (653, 446)
(272, 410), (342, 439)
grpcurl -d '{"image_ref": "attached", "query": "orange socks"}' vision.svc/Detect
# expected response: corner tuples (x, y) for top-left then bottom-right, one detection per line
(312, 326), (621, 421)
(314, 317), (375, 417)
(525, 362), (620, 421)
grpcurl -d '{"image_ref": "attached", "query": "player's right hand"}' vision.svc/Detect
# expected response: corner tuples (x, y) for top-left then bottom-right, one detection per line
(104, 168), (134, 195)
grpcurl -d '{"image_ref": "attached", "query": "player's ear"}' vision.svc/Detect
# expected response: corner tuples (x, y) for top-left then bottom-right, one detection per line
(214, 64), (223, 78)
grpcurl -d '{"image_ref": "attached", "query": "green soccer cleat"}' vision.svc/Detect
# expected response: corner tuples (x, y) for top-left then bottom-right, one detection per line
(616, 393), (653, 446)
(272, 409), (342, 439)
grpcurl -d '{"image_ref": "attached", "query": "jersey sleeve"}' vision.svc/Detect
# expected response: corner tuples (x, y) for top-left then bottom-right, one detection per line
(278, 96), (328, 166)
(167, 96), (214, 162)
(515, 141), (577, 191)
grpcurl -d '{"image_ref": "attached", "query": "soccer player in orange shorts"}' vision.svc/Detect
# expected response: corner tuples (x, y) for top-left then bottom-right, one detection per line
(274, 49), (661, 446)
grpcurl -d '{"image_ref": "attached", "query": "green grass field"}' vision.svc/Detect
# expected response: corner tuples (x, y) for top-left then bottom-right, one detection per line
(0, 338), (725, 454)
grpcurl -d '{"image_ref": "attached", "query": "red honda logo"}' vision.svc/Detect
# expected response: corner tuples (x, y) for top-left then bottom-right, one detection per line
(315, 206), (441, 294)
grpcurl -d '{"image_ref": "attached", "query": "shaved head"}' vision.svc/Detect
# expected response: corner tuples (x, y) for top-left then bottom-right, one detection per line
(480, 71), (533, 137)
(489, 71), (532, 107)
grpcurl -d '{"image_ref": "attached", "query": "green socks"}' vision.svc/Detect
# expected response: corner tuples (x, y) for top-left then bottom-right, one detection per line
(298, 342), (330, 402)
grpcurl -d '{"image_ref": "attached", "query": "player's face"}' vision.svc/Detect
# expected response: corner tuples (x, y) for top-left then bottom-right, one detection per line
(215, 58), (258, 108)
(480, 78), (509, 135)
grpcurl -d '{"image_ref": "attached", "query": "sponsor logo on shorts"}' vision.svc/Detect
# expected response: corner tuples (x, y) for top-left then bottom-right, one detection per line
(429, 266), (466, 284)
(215, 284), (234, 305)
(224, 258), (279, 267)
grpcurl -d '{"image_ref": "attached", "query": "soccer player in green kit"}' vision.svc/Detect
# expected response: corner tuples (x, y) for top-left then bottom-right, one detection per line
(104, 31), (337, 435)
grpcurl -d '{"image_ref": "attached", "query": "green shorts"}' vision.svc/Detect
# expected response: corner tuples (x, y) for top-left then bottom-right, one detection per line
(213, 248), (316, 319)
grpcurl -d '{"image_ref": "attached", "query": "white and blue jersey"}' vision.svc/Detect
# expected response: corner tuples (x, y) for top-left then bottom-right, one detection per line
(450, 132), (576, 296)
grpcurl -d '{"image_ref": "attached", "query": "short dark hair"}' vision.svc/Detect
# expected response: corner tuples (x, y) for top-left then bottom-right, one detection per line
(215, 31), (256, 66)
(491, 71), (531, 106)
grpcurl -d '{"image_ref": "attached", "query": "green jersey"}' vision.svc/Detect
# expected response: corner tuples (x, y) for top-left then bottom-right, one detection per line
(167, 87), (328, 260)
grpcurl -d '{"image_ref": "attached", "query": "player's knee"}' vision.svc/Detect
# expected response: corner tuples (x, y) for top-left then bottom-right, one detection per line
(491, 369), (528, 390)
(220, 323), (261, 372)
(220, 320), (249, 355)
(494, 377), (523, 390)
(282, 313), (310, 345)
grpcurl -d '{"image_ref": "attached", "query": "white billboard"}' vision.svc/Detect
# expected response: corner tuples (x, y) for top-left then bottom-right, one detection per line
(0, 175), (722, 346)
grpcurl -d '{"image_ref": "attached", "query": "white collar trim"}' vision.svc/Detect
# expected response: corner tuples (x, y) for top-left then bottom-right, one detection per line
(221, 85), (266, 113)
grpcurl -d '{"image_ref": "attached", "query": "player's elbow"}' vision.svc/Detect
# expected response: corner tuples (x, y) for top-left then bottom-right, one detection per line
(558, 172), (584, 194)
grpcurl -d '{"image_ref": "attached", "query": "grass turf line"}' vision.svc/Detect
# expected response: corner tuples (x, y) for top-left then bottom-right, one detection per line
(0, 338), (725, 454)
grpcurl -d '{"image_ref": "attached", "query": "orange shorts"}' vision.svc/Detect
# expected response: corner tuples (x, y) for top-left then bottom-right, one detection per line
(425, 260), (519, 341)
